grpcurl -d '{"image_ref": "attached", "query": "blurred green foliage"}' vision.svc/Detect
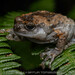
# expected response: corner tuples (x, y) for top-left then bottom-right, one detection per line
(68, 5), (75, 20)
(29, 0), (55, 11)
(0, 11), (25, 29)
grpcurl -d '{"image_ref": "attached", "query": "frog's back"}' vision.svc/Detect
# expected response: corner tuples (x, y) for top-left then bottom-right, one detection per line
(20, 11), (74, 27)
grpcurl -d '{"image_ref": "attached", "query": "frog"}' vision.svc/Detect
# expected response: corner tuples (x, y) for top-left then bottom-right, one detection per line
(3, 10), (75, 69)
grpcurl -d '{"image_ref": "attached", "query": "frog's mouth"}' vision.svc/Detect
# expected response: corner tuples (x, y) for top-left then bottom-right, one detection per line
(14, 31), (50, 44)
(15, 28), (46, 39)
(15, 32), (36, 38)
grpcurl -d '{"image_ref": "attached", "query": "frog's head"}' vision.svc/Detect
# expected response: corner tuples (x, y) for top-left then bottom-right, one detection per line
(13, 11), (54, 44)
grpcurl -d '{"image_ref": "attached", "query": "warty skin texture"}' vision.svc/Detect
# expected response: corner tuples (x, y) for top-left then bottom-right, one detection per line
(5, 11), (75, 68)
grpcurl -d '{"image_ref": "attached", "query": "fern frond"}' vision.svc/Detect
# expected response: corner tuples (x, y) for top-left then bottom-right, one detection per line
(0, 30), (24, 75)
(51, 44), (75, 75)
(0, 37), (8, 41)
(0, 11), (25, 29)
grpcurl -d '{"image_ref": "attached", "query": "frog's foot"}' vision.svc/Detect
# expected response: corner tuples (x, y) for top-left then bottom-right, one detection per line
(40, 48), (61, 69)
(6, 33), (21, 41)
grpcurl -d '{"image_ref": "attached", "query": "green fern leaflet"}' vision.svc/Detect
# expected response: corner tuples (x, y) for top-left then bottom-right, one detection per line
(0, 30), (24, 75)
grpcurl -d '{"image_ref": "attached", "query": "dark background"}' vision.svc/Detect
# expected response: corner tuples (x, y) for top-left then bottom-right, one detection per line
(0, 0), (75, 16)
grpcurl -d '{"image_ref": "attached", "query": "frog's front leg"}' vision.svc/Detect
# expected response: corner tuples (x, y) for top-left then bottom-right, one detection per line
(6, 32), (21, 41)
(40, 33), (67, 69)
(0, 29), (21, 41)
(6, 29), (21, 41)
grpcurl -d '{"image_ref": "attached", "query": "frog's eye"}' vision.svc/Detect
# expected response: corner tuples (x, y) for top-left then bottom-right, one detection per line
(25, 25), (35, 30)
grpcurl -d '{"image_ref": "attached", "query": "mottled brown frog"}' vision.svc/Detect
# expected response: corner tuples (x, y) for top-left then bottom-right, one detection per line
(5, 11), (75, 68)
